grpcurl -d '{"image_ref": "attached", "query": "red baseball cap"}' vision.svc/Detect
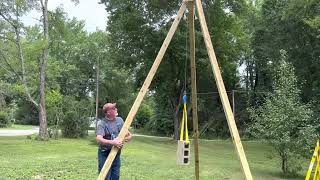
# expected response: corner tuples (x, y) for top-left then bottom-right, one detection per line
(103, 103), (116, 112)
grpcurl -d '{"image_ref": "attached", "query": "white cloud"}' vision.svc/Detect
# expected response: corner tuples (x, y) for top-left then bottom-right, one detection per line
(22, 0), (108, 32)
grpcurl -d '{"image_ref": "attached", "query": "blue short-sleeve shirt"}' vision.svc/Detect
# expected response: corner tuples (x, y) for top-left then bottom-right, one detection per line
(96, 117), (124, 151)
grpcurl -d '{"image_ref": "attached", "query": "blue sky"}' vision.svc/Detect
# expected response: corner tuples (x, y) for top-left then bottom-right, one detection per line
(23, 0), (108, 32)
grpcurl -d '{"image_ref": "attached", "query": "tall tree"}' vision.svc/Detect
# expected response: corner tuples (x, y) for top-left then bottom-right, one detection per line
(0, 0), (50, 139)
(248, 52), (317, 174)
(38, 0), (49, 140)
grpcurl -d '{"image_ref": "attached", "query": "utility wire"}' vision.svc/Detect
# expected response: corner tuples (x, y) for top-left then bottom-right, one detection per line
(186, 90), (270, 95)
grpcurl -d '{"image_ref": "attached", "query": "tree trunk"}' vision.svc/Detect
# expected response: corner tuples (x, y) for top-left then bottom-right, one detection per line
(246, 61), (249, 90)
(249, 62), (254, 90)
(282, 157), (288, 173)
(174, 114), (180, 140)
(173, 88), (184, 140)
(281, 152), (288, 174)
(38, 0), (49, 140)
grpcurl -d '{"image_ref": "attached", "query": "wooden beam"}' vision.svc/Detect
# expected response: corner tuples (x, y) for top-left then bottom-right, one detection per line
(194, 0), (253, 179)
(232, 90), (235, 118)
(187, 1), (200, 180)
(97, 3), (187, 180)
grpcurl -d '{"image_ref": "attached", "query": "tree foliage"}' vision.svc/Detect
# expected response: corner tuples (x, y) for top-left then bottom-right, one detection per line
(46, 8), (135, 137)
(100, 0), (252, 137)
(0, 4), (135, 138)
(0, 0), (319, 155)
(0, 0), (52, 140)
(252, 0), (320, 103)
(248, 52), (318, 174)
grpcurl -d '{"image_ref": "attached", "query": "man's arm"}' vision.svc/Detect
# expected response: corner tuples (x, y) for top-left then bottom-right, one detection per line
(118, 117), (132, 143)
(96, 135), (123, 148)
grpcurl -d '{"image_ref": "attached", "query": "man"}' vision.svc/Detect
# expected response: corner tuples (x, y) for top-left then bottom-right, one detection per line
(96, 103), (132, 180)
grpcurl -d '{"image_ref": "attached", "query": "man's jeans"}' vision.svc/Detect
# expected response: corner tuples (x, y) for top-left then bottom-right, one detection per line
(98, 149), (121, 180)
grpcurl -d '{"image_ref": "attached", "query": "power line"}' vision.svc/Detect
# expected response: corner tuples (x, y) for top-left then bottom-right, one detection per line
(186, 90), (269, 95)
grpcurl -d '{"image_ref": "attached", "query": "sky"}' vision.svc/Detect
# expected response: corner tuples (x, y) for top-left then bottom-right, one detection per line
(22, 0), (108, 32)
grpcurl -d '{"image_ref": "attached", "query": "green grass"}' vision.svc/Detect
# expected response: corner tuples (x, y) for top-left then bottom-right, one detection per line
(0, 135), (307, 180)
(0, 124), (38, 130)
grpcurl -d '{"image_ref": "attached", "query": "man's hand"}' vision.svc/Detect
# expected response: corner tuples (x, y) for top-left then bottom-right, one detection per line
(96, 135), (123, 148)
(124, 131), (132, 143)
(112, 137), (123, 149)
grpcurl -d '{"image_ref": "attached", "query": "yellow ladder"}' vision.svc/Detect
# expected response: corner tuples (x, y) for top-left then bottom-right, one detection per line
(306, 140), (320, 180)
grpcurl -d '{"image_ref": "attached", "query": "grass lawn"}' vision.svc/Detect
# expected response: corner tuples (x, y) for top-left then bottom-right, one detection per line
(0, 135), (307, 180)
(0, 124), (38, 130)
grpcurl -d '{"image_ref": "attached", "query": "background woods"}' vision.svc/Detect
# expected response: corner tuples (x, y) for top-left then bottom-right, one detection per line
(0, 0), (319, 175)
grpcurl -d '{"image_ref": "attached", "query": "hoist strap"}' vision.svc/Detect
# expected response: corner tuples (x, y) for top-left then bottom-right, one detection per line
(179, 95), (189, 144)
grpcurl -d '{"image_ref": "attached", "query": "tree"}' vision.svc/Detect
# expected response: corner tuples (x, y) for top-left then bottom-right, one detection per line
(38, 0), (50, 140)
(0, 0), (49, 137)
(0, 0), (84, 140)
(252, 0), (320, 104)
(248, 51), (318, 174)
(0, 0), (38, 106)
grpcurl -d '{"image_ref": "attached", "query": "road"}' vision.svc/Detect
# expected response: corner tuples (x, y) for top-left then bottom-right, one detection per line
(0, 129), (169, 139)
(0, 128), (39, 136)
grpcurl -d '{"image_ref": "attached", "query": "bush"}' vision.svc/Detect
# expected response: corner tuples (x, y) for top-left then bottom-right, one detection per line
(145, 106), (174, 136)
(46, 90), (63, 139)
(0, 110), (10, 127)
(60, 96), (91, 138)
(15, 101), (38, 125)
(135, 103), (152, 128)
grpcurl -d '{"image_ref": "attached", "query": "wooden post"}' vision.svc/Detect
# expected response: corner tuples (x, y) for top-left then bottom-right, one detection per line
(95, 57), (99, 131)
(187, 1), (200, 180)
(97, 3), (187, 180)
(232, 90), (235, 118)
(194, 0), (253, 179)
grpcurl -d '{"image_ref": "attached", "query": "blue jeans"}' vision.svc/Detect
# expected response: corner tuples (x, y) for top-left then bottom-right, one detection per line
(98, 149), (121, 180)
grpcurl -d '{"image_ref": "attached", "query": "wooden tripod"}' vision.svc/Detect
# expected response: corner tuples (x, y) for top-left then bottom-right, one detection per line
(97, 0), (253, 179)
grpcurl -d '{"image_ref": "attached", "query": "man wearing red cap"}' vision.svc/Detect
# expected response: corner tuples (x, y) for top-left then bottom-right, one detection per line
(96, 103), (132, 180)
